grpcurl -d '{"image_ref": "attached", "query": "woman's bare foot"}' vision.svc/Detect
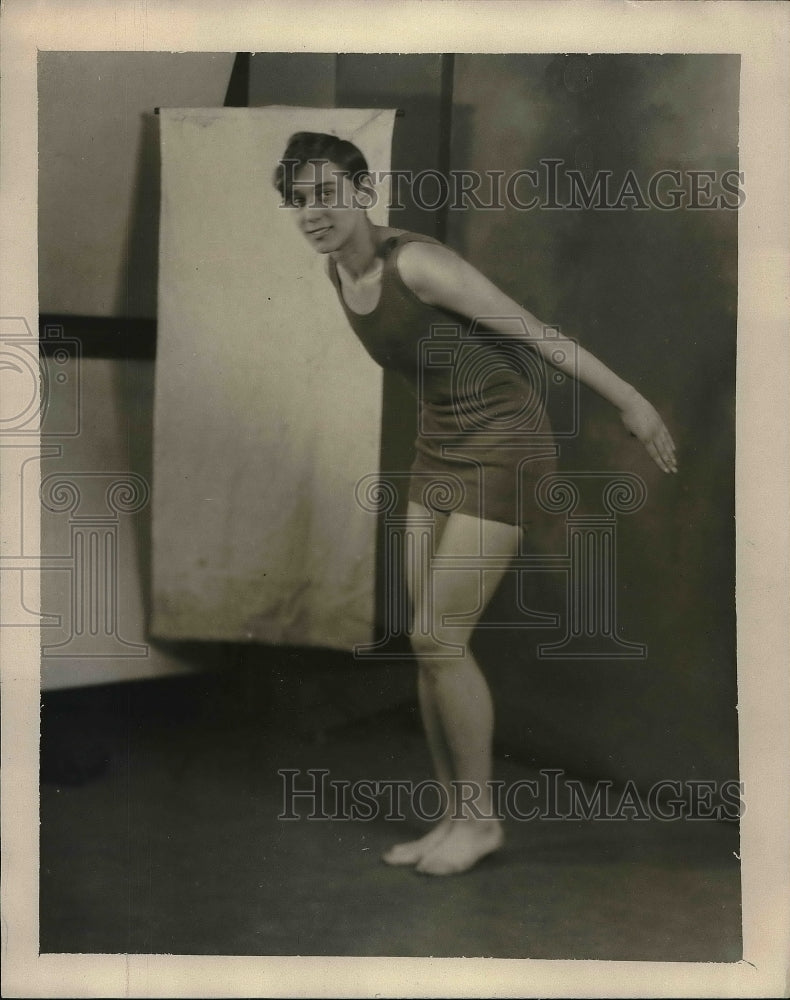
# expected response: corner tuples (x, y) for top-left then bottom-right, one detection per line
(415, 820), (504, 876)
(382, 817), (453, 866)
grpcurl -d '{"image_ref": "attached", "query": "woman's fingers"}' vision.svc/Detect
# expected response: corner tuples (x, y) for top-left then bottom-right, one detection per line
(658, 425), (678, 472)
(645, 439), (670, 474)
(659, 427), (676, 456)
(623, 406), (678, 473)
(646, 430), (678, 474)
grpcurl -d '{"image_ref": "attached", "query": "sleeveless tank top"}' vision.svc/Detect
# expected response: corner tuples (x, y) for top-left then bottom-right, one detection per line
(326, 229), (557, 525)
(327, 230), (484, 404)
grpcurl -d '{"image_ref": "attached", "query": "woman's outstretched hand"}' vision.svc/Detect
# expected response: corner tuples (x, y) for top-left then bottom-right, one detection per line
(620, 392), (678, 474)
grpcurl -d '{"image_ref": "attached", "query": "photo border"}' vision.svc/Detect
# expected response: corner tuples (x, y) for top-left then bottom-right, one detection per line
(1, 1), (788, 996)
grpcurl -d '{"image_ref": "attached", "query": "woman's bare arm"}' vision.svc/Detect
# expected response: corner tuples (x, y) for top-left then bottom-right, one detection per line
(396, 241), (678, 474)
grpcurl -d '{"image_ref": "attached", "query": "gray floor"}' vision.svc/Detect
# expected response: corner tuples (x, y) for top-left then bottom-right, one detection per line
(40, 672), (742, 960)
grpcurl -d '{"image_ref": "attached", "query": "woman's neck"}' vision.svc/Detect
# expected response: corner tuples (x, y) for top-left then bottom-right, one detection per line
(331, 220), (380, 280)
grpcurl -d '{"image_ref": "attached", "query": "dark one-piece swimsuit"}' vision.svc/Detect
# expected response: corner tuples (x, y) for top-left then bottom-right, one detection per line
(327, 229), (558, 528)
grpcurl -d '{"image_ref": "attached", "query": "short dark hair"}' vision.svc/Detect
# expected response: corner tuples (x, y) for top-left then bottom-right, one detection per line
(273, 131), (370, 203)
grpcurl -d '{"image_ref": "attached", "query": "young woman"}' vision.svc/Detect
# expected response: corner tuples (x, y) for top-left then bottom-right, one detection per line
(274, 132), (677, 876)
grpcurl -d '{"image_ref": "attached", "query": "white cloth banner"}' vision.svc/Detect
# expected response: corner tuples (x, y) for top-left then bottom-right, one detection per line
(152, 107), (395, 649)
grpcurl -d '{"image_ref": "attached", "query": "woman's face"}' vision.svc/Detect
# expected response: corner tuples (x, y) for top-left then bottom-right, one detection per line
(290, 159), (367, 254)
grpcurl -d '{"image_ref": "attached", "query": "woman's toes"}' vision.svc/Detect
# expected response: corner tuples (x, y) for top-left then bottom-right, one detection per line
(415, 823), (504, 876)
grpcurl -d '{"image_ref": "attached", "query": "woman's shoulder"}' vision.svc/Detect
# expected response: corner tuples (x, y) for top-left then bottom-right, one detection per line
(374, 226), (444, 257)
(394, 237), (461, 294)
(375, 230), (463, 307)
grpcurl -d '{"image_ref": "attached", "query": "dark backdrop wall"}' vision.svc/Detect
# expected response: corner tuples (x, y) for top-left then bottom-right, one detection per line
(39, 52), (739, 796)
(447, 54), (738, 788)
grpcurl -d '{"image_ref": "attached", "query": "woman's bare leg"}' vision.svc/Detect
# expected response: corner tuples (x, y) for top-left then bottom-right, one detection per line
(382, 503), (522, 874)
(380, 669), (456, 866)
(382, 502), (454, 865)
(414, 511), (519, 874)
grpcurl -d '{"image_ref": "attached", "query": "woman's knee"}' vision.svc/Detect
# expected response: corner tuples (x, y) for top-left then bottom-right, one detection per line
(409, 626), (469, 663)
